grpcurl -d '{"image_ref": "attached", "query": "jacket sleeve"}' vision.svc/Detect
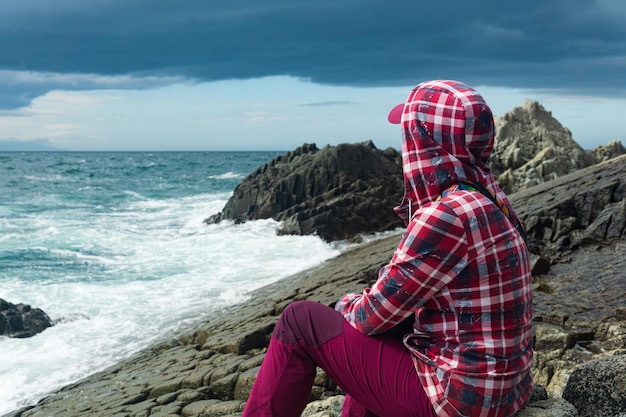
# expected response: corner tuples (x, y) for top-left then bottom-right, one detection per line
(335, 202), (469, 335)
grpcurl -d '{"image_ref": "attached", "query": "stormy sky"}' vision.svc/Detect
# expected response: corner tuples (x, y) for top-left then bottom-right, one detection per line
(1, 0), (625, 151)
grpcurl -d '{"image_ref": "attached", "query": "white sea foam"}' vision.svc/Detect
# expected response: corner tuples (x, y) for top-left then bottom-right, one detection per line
(0, 151), (348, 414)
(208, 171), (243, 180)
(0, 191), (341, 414)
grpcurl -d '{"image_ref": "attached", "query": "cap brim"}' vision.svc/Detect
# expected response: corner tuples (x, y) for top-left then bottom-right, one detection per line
(387, 103), (404, 124)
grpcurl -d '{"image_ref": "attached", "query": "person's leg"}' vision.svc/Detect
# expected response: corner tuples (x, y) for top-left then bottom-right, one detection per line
(242, 300), (436, 417)
(242, 300), (346, 417)
(314, 321), (436, 417)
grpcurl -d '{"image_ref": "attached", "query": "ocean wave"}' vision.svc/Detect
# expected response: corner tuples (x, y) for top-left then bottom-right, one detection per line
(208, 171), (243, 180)
(0, 150), (297, 413)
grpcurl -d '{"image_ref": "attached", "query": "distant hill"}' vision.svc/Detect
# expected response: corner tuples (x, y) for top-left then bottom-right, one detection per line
(0, 140), (63, 151)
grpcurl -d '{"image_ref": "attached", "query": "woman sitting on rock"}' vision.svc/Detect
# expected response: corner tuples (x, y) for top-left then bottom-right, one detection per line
(242, 80), (534, 417)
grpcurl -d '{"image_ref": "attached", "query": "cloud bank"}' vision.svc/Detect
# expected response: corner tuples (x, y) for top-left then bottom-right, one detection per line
(1, 0), (625, 109)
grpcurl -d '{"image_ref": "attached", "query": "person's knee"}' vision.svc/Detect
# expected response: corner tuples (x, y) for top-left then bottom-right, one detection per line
(274, 300), (316, 345)
(281, 300), (316, 321)
(273, 300), (344, 347)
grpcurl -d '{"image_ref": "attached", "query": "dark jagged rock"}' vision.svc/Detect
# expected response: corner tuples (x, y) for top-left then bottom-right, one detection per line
(205, 141), (404, 242)
(0, 298), (53, 338)
(206, 100), (624, 244)
(510, 154), (626, 264)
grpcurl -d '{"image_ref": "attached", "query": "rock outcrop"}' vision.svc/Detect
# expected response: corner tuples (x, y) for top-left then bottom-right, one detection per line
(491, 99), (607, 194)
(205, 141), (404, 242)
(490, 100), (626, 195)
(207, 100), (624, 244)
(510, 153), (626, 261)
(591, 139), (626, 163)
(0, 298), (53, 338)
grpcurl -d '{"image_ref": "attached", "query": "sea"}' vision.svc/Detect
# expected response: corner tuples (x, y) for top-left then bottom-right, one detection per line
(0, 151), (357, 414)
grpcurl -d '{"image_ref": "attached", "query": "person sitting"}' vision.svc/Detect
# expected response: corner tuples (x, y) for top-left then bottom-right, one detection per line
(242, 80), (533, 417)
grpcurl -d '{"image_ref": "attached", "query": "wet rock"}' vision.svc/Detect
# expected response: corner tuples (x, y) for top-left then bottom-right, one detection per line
(530, 241), (626, 330)
(0, 298), (53, 338)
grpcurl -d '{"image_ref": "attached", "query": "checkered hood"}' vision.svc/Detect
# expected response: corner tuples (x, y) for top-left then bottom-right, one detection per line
(393, 80), (512, 224)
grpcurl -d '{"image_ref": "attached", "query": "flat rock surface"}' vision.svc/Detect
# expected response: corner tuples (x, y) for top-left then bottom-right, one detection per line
(531, 241), (626, 329)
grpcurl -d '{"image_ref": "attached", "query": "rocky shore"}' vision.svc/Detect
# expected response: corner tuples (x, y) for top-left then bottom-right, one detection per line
(6, 154), (626, 417)
(0, 235), (580, 417)
(5, 100), (626, 416)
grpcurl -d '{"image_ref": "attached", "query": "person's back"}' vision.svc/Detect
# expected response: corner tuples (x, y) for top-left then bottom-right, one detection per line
(404, 188), (533, 416)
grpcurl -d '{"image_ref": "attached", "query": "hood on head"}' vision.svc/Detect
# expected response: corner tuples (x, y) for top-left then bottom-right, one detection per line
(389, 80), (498, 224)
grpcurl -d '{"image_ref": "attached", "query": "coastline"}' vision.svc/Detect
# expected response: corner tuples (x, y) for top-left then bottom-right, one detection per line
(8, 148), (626, 415)
(5, 233), (401, 417)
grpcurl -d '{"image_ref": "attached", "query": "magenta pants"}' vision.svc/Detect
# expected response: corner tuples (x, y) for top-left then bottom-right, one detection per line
(242, 300), (437, 417)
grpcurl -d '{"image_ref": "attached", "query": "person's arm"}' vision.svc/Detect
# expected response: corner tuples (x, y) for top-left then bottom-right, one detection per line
(335, 203), (469, 335)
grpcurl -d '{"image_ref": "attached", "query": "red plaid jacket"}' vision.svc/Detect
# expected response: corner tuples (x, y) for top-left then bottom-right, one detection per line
(336, 81), (533, 417)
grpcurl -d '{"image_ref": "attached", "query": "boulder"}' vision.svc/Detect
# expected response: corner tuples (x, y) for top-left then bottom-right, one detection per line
(0, 298), (53, 338)
(206, 141), (404, 242)
(562, 355), (626, 417)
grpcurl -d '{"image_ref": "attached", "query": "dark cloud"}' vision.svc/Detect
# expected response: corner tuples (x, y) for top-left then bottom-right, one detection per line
(1, 0), (625, 109)
(0, 82), (45, 109)
(0, 70), (186, 109)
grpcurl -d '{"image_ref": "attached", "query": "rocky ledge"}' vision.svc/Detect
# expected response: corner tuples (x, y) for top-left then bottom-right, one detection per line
(6, 154), (626, 417)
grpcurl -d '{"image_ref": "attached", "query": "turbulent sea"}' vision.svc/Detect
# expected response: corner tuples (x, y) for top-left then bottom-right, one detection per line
(0, 151), (348, 414)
